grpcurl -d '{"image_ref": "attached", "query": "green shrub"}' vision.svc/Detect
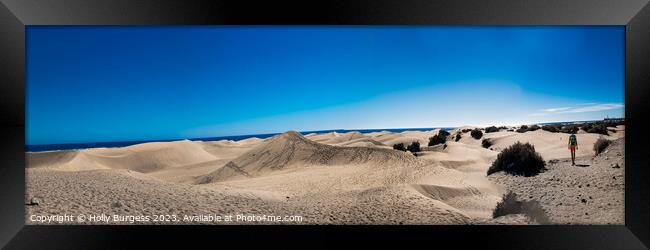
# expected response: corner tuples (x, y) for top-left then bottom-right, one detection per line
(560, 125), (579, 134)
(581, 122), (604, 133)
(429, 130), (450, 146)
(516, 125), (528, 133)
(428, 134), (445, 146)
(528, 125), (540, 131)
(407, 141), (421, 153)
(487, 142), (545, 176)
(603, 119), (625, 127)
(393, 143), (406, 151)
(593, 138), (611, 156)
(471, 128), (483, 139)
(485, 126), (499, 133)
(482, 138), (493, 149)
(541, 124), (560, 133)
(516, 124), (539, 133)
(586, 124), (609, 135)
(462, 129), (472, 133)
(455, 133), (461, 142)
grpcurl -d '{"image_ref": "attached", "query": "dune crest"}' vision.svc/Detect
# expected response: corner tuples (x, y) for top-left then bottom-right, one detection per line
(196, 131), (420, 183)
(28, 140), (218, 173)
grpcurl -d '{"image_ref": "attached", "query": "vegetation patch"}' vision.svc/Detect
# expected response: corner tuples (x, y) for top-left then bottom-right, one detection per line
(560, 125), (579, 134)
(487, 142), (545, 176)
(393, 143), (406, 151)
(470, 128), (483, 139)
(485, 126), (499, 133)
(516, 125), (528, 133)
(407, 141), (421, 153)
(541, 124), (560, 133)
(582, 123), (609, 135)
(593, 138), (611, 156)
(428, 130), (450, 146)
(482, 138), (493, 149)
(527, 124), (540, 131)
(518, 124), (540, 133)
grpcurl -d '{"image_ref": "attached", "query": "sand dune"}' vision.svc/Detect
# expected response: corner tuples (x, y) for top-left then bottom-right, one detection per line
(25, 125), (625, 225)
(27, 150), (110, 172)
(410, 183), (497, 218)
(368, 129), (439, 147)
(364, 131), (392, 137)
(306, 131), (368, 145)
(147, 159), (231, 183)
(28, 140), (219, 172)
(197, 139), (261, 159)
(27, 150), (79, 168)
(334, 137), (387, 148)
(304, 131), (341, 142)
(196, 131), (420, 183)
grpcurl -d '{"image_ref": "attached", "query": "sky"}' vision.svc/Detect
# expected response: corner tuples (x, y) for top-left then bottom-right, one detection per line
(26, 26), (624, 145)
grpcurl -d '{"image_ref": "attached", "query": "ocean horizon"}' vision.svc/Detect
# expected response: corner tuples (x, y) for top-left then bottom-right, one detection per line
(26, 118), (618, 152)
(25, 127), (454, 152)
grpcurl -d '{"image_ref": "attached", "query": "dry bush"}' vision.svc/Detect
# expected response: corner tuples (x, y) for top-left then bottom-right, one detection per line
(542, 124), (560, 133)
(393, 143), (406, 151)
(560, 125), (579, 134)
(527, 124), (540, 131)
(485, 126), (499, 133)
(488, 142), (545, 176)
(593, 138), (611, 156)
(482, 138), (493, 149)
(471, 128), (483, 139)
(407, 141), (421, 153)
(429, 130), (450, 146)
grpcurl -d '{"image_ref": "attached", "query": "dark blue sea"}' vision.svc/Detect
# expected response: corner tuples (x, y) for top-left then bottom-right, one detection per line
(26, 127), (455, 152)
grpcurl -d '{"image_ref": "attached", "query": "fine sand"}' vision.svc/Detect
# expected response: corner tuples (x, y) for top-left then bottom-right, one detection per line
(25, 125), (624, 225)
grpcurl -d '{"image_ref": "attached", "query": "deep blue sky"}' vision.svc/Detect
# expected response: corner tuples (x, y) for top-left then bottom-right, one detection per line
(27, 26), (624, 145)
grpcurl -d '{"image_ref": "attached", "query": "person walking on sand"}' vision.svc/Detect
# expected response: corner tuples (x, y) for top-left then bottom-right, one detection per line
(568, 133), (578, 166)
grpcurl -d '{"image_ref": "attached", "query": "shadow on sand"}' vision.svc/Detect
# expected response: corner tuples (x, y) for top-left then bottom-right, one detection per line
(493, 191), (550, 224)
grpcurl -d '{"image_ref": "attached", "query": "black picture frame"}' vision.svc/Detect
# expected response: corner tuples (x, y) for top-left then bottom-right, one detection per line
(1, 0), (649, 248)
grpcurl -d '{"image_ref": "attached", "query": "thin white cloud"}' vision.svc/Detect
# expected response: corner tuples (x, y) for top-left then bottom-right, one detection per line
(541, 107), (572, 113)
(533, 103), (624, 116)
(558, 103), (624, 113)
